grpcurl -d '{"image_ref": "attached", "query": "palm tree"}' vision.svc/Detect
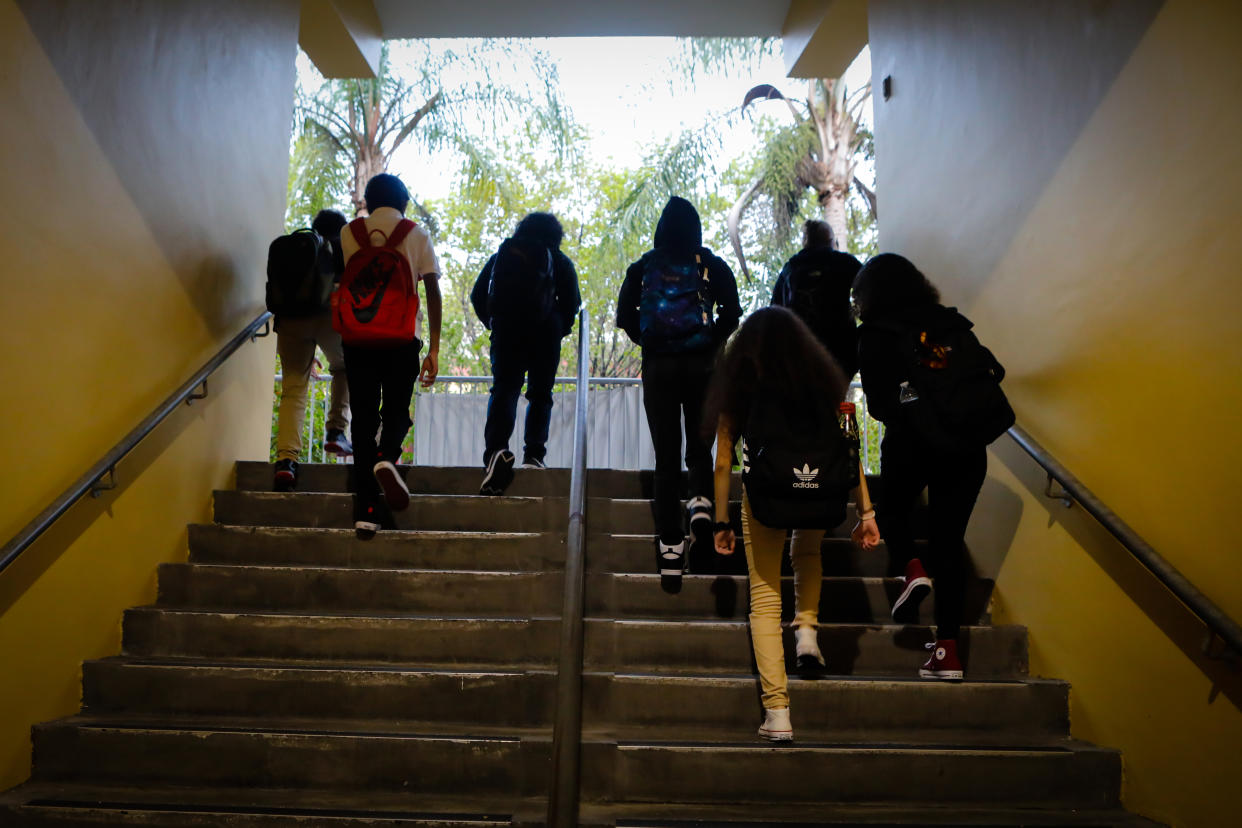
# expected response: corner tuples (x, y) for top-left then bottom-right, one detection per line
(288, 41), (572, 231)
(727, 78), (874, 281)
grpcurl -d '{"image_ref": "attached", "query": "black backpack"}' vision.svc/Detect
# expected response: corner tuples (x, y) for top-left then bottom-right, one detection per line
(741, 392), (859, 529)
(876, 313), (1016, 450)
(776, 252), (859, 377)
(487, 237), (557, 329)
(266, 228), (335, 318)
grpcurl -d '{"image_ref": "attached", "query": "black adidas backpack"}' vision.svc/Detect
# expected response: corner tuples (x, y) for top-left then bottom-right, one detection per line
(265, 228), (335, 318)
(741, 392), (859, 529)
(875, 311), (1016, 450)
(487, 237), (557, 329)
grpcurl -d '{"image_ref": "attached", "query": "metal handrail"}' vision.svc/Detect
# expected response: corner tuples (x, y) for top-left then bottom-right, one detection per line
(1007, 424), (1242, 661)
(0, 312), (273, 575)
(548, 308), (590, 828)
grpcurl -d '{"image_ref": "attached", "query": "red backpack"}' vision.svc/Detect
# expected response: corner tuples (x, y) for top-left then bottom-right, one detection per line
(332, 218), (420, 346)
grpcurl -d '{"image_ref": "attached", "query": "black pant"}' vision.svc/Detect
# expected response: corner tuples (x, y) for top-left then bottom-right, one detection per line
(343, 338), (421, 507)
(483, 327), (562, 465)
(877, 430), (986, 640)
(641, 350), (715, 544)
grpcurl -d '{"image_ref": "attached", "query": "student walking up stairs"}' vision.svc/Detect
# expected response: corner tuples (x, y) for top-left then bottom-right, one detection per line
(0, 462), (1161, 826)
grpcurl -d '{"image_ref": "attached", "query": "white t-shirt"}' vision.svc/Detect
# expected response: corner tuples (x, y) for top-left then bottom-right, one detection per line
(340, 206), (440, 339)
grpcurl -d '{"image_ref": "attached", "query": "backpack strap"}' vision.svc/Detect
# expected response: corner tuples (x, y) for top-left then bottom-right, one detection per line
(348, 218), (371, 249)
(384, 219), (417, 249)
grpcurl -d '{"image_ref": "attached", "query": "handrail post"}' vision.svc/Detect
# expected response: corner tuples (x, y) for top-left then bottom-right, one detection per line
(548, 308), (590, 828)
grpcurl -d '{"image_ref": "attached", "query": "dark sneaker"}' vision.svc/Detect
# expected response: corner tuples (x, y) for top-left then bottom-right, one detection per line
(273, 459), (298, 492)
(354, 500), (381, 539)
(520, 457), (548, 470)
(373, 461), (410, 511)
(656, 537), (686, 594)
(794, 626), (825, 675)
(919, 639), (964, 681)
(891, 558), (933, 624)
(686, 496), (713, 565)
(324, 429), (353, 457)
(480, 450), (516, 495)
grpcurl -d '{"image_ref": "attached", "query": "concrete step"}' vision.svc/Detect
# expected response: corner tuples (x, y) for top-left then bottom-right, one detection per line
(581, 739), (1120, 808)
(156, 564), (562, 615)
(581, 673), (1067, 741)
(584, 800), (1164, 826)
(584, 573), (992, 625)
(0, 782), (535, 827)
(235, 461), (760, 500)
(83, 659), (555, 725)
(584, 621), (1028, 678)
(592, 533), (932, 579)
(31, 716), (550, 794)
(189, 524), (560, 571)
(588, 499), (926, 539)
(213, 491), (563, 533)
(123, 608), (559, 666)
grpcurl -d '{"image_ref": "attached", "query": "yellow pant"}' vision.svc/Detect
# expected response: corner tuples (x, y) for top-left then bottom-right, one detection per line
(741, 493), (825, 710)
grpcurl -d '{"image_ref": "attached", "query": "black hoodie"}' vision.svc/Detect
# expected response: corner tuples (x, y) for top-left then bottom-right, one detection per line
(616, 197), (742, 349)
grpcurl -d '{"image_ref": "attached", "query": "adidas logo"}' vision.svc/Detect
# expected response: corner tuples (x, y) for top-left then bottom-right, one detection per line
(792, 463), (819, 489)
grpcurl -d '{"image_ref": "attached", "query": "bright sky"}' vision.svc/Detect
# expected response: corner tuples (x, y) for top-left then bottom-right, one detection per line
(298, 39), (872, 204)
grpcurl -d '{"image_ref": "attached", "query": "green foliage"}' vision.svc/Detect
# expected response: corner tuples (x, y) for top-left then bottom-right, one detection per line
(289, 40), (574, 219)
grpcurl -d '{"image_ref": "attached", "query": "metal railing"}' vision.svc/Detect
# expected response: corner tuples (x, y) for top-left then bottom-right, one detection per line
(1007, 424), (1241, 661)
(548, 309), (590, 828)
(1, 312), (273, 575)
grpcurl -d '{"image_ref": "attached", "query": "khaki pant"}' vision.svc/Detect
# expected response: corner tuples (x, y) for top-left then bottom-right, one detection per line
(741, 493), (825, 710)
(275, 313), (349, 462)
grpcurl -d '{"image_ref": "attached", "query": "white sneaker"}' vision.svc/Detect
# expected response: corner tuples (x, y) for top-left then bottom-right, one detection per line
(758, 707), (793, 742)
(373, 461), (410, 511)
(795, 626), (825, 671)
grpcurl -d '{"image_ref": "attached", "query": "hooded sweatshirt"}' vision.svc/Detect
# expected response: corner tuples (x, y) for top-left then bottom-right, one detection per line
(616, 197), (742, 349)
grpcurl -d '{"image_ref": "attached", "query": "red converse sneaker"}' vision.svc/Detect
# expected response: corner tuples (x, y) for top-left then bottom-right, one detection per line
(891, 558), (933, 623)
(919, 639), (963, 681)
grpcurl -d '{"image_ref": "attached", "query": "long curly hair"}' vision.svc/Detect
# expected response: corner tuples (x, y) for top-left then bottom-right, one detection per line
(701, 306), (848, 441)
(851, 253), (941, 321)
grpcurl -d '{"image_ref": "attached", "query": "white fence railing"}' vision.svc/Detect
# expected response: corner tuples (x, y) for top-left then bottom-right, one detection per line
(272, 375), (886, 474)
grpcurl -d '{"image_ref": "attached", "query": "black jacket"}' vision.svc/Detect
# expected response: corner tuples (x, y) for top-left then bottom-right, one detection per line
(471, 245), (582, 338)
(857, 304), (995, 435)
(770, 245), (861, 378)
(615, 197), (743, 350)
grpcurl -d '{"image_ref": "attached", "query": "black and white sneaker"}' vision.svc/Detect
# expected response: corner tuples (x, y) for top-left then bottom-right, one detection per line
(520, 457), (548, 470)
(656, 538), (686, 593)
(373, 461), (410, 511)
(354, 501), (381, 539)
(687, 495), (713, 547)
(273, 459), (298, 492)
(480, 450), (516, 496)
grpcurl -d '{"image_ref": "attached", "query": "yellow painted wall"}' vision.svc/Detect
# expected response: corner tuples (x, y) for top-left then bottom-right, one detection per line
(0, 0), (300, 790)
(869, 1), (1242, 825)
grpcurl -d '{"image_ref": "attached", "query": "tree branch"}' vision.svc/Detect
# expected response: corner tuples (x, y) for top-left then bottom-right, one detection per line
(853, 175), (877, 220)
(726, 174), (765, 283)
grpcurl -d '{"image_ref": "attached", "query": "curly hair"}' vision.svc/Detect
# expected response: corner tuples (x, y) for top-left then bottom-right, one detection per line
(850, 253), (941, 322)
(514, 211), (565, 250)
(701, 306), (848, 441)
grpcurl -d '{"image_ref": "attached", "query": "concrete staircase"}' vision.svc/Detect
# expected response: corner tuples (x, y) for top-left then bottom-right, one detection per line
(0, 463), (1161, 826)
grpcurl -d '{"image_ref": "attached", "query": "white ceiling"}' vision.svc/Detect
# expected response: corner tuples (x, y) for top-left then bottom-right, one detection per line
(372, 0), (793, 39)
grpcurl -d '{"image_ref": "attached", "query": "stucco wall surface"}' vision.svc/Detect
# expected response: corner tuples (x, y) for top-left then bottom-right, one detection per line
(869, 1), (1242, 825)
(0, 0), (299, 790)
